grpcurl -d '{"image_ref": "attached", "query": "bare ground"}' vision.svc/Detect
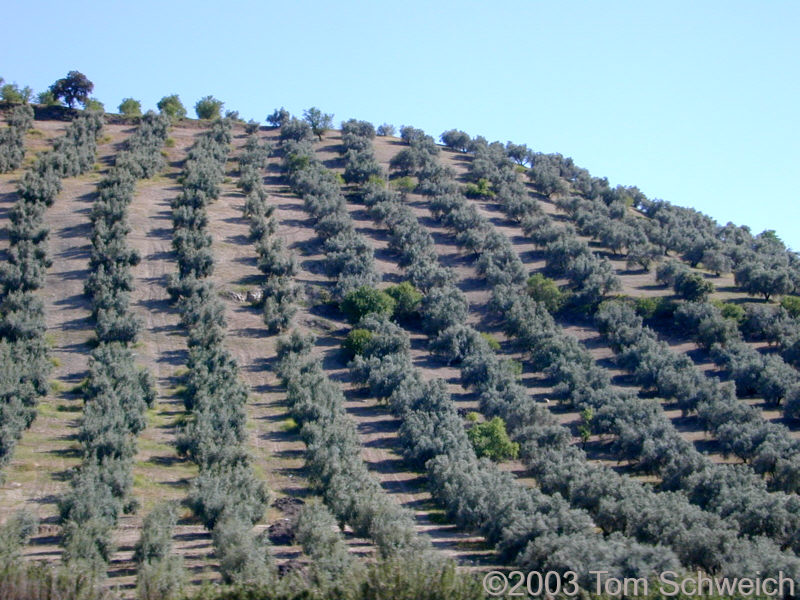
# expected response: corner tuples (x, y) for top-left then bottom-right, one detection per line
(4, 120), (796, 594)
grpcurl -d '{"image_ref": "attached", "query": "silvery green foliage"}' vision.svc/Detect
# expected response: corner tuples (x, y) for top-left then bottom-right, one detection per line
(294, 500), (360, 587)
(0, 103), (33, 172)
(1, 113), (107, 476)
(416, 129), (800, 575)
(275, 330), (426, 557)
(164, 120), (272, 582)
(59, 113), (169, 568)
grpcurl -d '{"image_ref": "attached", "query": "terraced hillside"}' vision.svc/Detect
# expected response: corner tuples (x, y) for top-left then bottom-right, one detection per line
(1, 107), (800, 596)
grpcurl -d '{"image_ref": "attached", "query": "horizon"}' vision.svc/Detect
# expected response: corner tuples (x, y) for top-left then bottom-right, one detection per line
(2, 0), (798, 249)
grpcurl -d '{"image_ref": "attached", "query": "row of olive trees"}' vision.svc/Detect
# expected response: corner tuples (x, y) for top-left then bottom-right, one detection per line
(458, 130), (800, 513)
(671, 300), (800, 420)
(403, 127), (739, 566)
(168, 118), (273, 585)
(0, 104), (33, 172)
(340, 119), (383, 184)
(348, 313), (677, 586)
(58, 113), (167, 574)
(410, 128), (800, 576)
(237, 133), (302, 332)
(292, 116), (659, 579)
(518, 140), (800, 302)
(344, 123), (703, 585)
(597, 300), (800, 490)
(275, 113), (429, 557)
(738, 301), (800, 395)
(276, 330), (426, 558)
(451, 138), (622, 308)
(0, 112), (103, 474)
(279, 116), (379, 298)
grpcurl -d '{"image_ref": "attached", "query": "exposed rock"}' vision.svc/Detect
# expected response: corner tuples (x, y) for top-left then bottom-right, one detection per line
(246, 287), (263, 304)
(273, 496), (304, 517)
(268, 518), (295, 545)
(219, 289), (249, 303)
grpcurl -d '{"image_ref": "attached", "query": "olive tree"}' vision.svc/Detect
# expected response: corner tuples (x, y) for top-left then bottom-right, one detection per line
(195, 96), (224, 120)
(303, 107), (333, 140)
(267, 107), (290, 127)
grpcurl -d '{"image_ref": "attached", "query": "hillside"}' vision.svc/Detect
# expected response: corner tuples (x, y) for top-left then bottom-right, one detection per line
(1, 105), (800, 598)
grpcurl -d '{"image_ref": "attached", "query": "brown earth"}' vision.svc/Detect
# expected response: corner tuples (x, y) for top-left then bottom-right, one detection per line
(1, 118), (797, 595)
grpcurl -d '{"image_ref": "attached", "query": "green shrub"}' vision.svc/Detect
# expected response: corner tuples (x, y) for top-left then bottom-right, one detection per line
(781, 295), (800, 318)
(157, 94), (186, 120)
(340, 286), (396, 323)
(506, 358), (523, 379)
(466, 416), (519, 461)
(195, 96), (224, 120)
(36, 90), (59, 106)
(712, 300), (745, 323)
(118, 98), (142, 117)
(343, 328), (374, 358)
(386, 281), (422, 320)
(479, 332), (500, 351)
(526, 273), (564, 312)
(463, 178), (494, 198)
(279, 417), (299, 433)
(367, 174), (386, 188)
(634, 296), (677, 320)
(675, 272), (714, 302)
(83, 98), (104, 113)
(1, 82), (32, 104)
(391, 175), (416, 193)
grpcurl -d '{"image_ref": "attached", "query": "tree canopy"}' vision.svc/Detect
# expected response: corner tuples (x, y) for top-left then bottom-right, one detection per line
(157, 94), (186, 119)
(49, 71), (94, 108)
(195, 96), (224, 120)
(303, 107), (333, 140)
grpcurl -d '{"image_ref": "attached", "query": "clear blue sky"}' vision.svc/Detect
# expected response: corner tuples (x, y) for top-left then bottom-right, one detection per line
(3, 1), (798, 249)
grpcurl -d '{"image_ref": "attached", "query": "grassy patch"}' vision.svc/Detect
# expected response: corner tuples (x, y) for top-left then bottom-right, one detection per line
(49, 380), (66, 395)
(479, 332), (501, 351)
(280, 417), (299, 433)
(69, 377), (89, 395)
(133, 471), (159, 490)
(146, 407), (171, 429)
